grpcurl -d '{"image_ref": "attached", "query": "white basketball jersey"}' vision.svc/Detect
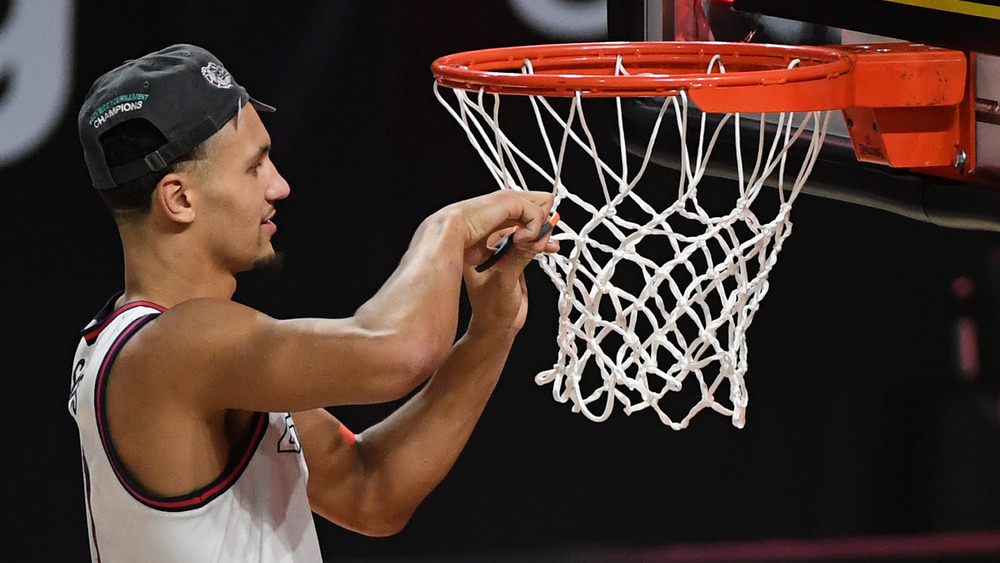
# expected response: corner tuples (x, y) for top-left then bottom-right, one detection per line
(68, 295), (323, 562)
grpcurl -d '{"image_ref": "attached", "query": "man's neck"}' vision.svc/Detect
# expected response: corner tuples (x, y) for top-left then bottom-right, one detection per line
(118, 228), (238, 309)
(118, 277), (237, 309)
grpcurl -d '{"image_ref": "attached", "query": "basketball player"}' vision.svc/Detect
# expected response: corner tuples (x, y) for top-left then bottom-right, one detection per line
(69, 44), (557, 562)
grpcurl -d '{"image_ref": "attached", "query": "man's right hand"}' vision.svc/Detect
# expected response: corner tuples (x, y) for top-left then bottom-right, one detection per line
(440, 190), (555, 269)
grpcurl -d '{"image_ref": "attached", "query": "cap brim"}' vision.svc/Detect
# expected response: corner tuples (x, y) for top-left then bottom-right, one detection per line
(249, 97), (276, 113)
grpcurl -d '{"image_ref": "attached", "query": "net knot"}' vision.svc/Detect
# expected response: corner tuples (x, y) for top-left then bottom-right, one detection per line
(623, 330), (642, 351)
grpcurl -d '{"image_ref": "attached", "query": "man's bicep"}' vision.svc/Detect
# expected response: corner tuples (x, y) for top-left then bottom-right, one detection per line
(134, 299), (429, 413)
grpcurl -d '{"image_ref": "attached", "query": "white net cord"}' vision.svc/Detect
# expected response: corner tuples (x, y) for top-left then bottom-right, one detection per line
(435, 55), (831, 429)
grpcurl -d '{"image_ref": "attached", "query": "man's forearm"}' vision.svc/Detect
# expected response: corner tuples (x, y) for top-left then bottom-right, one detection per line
(353, 326), (517, 525)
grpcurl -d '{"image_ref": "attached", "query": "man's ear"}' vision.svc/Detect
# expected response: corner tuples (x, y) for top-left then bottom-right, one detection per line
(153, 172), (196, 225)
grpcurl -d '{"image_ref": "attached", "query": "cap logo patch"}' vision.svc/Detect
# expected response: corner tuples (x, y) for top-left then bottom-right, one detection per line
(201, 62), (234, 89)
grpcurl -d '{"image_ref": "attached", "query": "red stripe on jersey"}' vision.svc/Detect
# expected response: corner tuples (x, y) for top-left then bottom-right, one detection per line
(108, 412), (269, 510)
(83, 301), (165, 343)
(139, 413), (269, 509)
(93, 315), (158, 503)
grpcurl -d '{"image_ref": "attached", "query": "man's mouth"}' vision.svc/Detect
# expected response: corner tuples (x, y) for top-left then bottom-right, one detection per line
(261, 211), (277, 232)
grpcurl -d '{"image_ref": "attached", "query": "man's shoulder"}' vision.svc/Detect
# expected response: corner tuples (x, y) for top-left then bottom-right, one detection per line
(122, 298), (269, 370)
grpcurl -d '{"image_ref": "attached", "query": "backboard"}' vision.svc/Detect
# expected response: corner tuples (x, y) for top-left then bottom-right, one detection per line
(608, 0), (1000, 231)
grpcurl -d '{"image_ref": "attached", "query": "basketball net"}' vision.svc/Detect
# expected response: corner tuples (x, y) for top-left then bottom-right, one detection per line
(435, 54), (832, 429)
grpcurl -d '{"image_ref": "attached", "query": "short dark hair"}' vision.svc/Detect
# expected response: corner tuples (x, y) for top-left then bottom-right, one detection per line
(96, 118), (204, 214)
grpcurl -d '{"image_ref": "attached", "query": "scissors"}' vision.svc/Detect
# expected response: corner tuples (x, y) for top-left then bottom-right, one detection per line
(475, 212), (559, 273)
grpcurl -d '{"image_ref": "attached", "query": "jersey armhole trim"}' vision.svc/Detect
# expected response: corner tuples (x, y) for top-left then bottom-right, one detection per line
(93, 313), (269, 512)
(82, 299), (166, 345)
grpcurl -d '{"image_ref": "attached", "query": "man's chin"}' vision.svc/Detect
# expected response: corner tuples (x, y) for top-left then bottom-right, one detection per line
(251, 251), (284, 274)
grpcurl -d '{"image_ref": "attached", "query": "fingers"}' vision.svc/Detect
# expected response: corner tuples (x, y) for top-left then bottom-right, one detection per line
(458, 190), (554, 247)
(461, 198), (556, 331)
(474, 212), (559, 273)
(508, 192), (555, 245)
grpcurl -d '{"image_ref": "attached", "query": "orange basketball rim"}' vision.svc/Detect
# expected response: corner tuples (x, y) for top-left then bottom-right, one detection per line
(432, 41), (974, 176)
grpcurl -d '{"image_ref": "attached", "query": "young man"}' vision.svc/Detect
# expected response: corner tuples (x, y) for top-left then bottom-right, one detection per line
(69, 44), (557, 562)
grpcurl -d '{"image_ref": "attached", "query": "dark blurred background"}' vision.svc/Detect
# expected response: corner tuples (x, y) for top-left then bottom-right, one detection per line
(6, 1), (1000, 561)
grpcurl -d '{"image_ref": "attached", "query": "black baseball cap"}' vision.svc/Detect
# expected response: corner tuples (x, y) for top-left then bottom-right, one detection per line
(79, 44), (274, 190)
